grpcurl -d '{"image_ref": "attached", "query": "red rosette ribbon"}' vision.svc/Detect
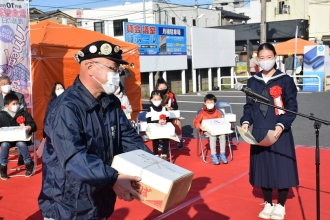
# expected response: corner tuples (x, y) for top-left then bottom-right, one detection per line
(168, 92), (175, 103)
(159, 114), (167, 120)
(16, 116), (26, 126)
(269, 85), (285, 115)
(121, 105), (126, 110)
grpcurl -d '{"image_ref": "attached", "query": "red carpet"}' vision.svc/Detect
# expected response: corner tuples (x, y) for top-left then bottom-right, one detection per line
(1, 139), (330, 220)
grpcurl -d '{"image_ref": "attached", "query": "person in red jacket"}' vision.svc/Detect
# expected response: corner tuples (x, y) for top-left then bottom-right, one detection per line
(193, 94), (228, 165)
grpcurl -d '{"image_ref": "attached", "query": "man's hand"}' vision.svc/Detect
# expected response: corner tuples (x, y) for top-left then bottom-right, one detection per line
(200, 126), (206, 131)
(274, 125), (283, 139)
(113, 174), (143, 201)
(242, 124), (249, 132)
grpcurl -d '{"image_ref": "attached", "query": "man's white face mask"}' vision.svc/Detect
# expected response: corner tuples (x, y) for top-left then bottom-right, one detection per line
(93, 62), (120, 95)
(1, 84), (11, 94)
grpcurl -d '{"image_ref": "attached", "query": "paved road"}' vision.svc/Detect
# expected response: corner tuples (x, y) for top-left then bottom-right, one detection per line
(142, 90), (330, 147)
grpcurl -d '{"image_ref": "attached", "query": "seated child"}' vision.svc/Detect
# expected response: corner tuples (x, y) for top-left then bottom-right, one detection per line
(156, 78), (184, 150)
(115, 83), (133, 119)
(0, 93), (37, 180)
(146, 90), (170, 160)
(193, 94), (228, 165)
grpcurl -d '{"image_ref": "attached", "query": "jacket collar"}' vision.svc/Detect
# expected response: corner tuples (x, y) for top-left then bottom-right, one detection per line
(253, 69), (286, 83)
(73, 76), (115, 111)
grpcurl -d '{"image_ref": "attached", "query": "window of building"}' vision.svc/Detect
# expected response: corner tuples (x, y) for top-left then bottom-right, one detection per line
(172, 17), (176, 25)
(113, 19), (128, 36)
(76, 21), (82, 27)
(94, 22), (104, 34)
(192, 19), (196, 26)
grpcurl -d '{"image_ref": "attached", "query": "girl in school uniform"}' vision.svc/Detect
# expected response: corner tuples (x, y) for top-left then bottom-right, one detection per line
(241, 43), (298, 220)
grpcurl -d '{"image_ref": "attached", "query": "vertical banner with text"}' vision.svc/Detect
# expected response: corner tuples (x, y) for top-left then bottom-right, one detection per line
(0, 0), (31, 107)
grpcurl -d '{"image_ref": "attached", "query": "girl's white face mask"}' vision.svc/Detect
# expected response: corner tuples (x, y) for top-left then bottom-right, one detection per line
(152, 100), (162, 107)
(259, 59), (276, 71)
(55, 89), (65, 97)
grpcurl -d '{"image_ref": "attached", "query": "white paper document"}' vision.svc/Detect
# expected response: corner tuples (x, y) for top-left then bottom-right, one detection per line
(236, 126), (277, 147)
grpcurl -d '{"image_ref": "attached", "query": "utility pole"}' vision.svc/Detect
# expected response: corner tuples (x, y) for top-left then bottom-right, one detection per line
(260, 0), (266, 43)
(143, 0), (146, 23)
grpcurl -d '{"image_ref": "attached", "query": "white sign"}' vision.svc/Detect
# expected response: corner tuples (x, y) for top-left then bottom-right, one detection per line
(191, 27), (236, 69)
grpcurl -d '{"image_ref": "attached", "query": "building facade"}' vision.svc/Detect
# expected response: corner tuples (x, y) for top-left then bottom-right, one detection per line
(213, 0), (261, 23)
(30, 8), (76, 26)
(63, 2), (248, 55)
(214, 0), (330, 44)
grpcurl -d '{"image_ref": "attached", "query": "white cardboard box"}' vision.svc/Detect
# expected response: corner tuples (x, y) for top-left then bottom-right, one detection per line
(0, 126), (28, 141)
(201, 118), (232, 136)
(224, 113), (236, 122)
(168, 110), (180, 119)
(147, 123), (175, 138)
(111, 150), (194, 212)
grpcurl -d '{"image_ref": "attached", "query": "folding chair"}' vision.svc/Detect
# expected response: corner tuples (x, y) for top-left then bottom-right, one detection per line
(136, 111), (148, 139)
(196, 109), (233, 164)
(216, 100), (239, 143)
(136, 111), (173, 163)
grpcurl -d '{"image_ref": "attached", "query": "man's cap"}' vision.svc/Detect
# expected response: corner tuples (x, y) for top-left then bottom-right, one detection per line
(74, 40), (128, 64)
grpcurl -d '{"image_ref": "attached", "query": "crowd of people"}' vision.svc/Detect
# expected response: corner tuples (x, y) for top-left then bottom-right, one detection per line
(0, 40), (299, 220)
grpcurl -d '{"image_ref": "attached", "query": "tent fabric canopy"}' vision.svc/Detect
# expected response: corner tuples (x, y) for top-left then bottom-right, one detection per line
(274, 38), (318, 55)
(30, 21), (141, 141)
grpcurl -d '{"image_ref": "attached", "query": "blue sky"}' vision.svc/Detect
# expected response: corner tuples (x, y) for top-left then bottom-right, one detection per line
(30, 0), (214, 12)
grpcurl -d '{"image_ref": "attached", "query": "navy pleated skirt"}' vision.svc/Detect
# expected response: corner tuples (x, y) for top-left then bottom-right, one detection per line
(250, 128), (299, 189)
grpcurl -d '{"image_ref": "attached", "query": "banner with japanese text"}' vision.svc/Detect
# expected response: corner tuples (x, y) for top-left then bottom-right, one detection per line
(124, 22), (187, 56)
(0, 0), (31, 107)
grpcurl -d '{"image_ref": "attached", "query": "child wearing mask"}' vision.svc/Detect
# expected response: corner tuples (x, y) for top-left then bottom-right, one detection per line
(146, 90), (170, 160)
(114, 83), (132, 119)
(155, 78), (183, 150)
(0, 93), (37, 180)
(193, 94), (228, 165)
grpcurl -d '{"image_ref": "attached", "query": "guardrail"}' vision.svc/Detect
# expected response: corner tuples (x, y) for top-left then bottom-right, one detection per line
(218, 74), (321, 92)
(218, 75), (251, 91)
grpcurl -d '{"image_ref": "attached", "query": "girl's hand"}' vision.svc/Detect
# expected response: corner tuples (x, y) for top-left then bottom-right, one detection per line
(165, 105), (172, 110)
(25, 126), (32, 134)
(242, 124), (249, 132)
(274, 125), (283, 139)
(159, 119), (166, 125)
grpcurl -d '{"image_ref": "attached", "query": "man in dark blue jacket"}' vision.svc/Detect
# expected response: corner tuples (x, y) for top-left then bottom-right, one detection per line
(38, 40), (152, 220)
